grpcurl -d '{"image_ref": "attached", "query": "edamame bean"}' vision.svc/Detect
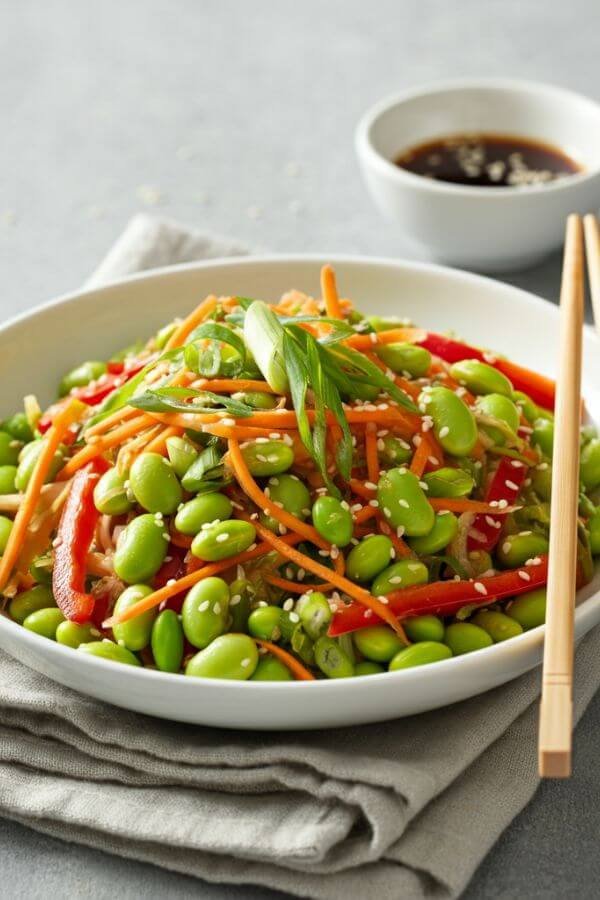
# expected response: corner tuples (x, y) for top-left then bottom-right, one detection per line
(580, 492), (596, 519)
(129, 452), (182, 515)
(371, 559), (428, 595)
(228, 578), (254, 632)
(408, 511), (458, 555)
(113, 513), (169, 583)
(589, 508), (600, 556)
(231, 391), (279, 410)
(93, 467), (133, 516)
(419, 386), (478, 457)
(377, 467), (435, 536)
(531, 463), (552, 500)
(532, 418), (554, 458)
(403, 615), (445, 642)
(0, 431), (20, 467)
(185, 633), (259, 680)
(241, 440), (294, 476)
(378, 434), (412, 466)
(580, 438), (600, 490)
(0, 514), (13, 554)
(467, 549), (494, 577)
(59, 360), (107, 396)
(449, 359), (512, 397)
(312, 495), (353, 547)
(376, 342), (431, 377)
(353, 626), (404, 663)
(78, 640), (140, 666)
(0, 465), (17, 494)
(423, 467), (474, 498)
(581, 424), (598, 445)
(346, 534), (393, 583)
(444, 622), (493, 655)
(191, 520), (256, 561)
(354, 660), (385, 675)
(299, 592), (332, 640)
(513, 391), (539, 424)
(175, 493), (233, 535)
(250, 655), (294, 680)
(29, 554), (53, 585)
(3, 412), (33, 443)
(182, 577), (229, 648)
(151, 609), (184, 672)
(112, 584), (156, 651)
(506, 588), (546, 630)
(56, 620), (99, 649)
(367, 315), (406, 332)
(265, 474), (310, 520)
(389, 641), (452, 670)
(476, 394), (520, 445)
(15, 441), (65, 491)
(9, 584), (55, 623)
(166, 435), (199, 478)
(313, 636), (354, 678)
(23, 607), (65, 640)
(248, 606), (283, 641)
(472, 610), (523, 642)
(497, 532), (549, 568)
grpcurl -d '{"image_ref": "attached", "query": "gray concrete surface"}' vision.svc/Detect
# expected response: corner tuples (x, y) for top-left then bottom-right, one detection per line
(1, 0), (599, 897)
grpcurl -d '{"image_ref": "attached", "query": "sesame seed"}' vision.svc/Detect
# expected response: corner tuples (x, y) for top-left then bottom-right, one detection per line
(505, 479), (519, 491)
(396, 526), (405, 537)
(399, 499), (409, 508)
(369, 332), (378, 344)
(241, 657), (251, 668)
(511, 460), (524, 468)
(526, 556), (542, 566)
(256, 454), (267, 463)
(389, 575), (402, 584)
(269, 432), (282, 440)
(166, 578), (177, 587)
(364, 609), (373, 618)
(428, 456), (439, 466)
(518, 570), (531, 582)
(413, 434), (422, 446)
(438, 426), (450, 439)
(255, 437), (269, 444)
(419, 481), (428, 491)
(364, 481), (377, 491)
(378, 596), (389, 604)
(474, 582), (487, 596)
(502, 541), (512, 554)
(230, 594), (241, 606)
(216, 532), (229, 543)
(283, 598), (294, 611)
(289, 611), (300, 623)
(497, 499), (508, 509)
(369, 499), (379, 508)
(198, 600), (210, 612)
(383, 507), (391, 517)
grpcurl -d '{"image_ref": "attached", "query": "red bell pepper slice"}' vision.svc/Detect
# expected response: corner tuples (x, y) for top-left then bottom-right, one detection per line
(52, 458), (109, 623)
(328, 556), (549, 636)
(467, 456), (528, 553)
(417, 332), (556, 411)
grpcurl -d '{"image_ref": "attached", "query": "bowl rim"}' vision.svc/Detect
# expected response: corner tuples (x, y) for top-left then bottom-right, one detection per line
(0, 252), (598, 693)
(355, 76), (600, 198)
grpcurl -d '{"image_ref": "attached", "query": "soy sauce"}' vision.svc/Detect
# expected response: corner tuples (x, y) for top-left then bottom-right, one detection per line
(395, 133), (581, 187)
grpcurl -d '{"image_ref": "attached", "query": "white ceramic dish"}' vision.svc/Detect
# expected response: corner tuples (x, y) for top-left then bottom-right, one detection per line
(356, 78), (600, 272)
(0, 256), (599, 730)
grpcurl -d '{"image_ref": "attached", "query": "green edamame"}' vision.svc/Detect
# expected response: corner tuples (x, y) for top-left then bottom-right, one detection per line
(166, 435), (199, 478)
(23, 607), (65, 640)
(419, 386), (478, 457)
(265, 474), (310, 520)
(403, 615), (445, 643)
(228, 578), (254, 632)
(185, 633), (259, 680)
(371, 559), (428, 595)
(151, 609), (184, 672)
(248, 605), (283, 641)
(112, 585), (156, 651)
(444, 622), (493, 655)
(449, 359), (512, 397)
(182, 577), (229, 648)
(59, 360), (107, 396)
(231, 390), (279, 409)
(299, 592), (332, 640)
(532, 418), (554, 458)
(408, 511), (458, 555)
(497, 532), (549, 568)
(354, 660), (385, 676)
(353, 626), (405, 662)
(423, 467), (474, 498)
(506, 588), (546, 630)
(251, 655), (294, 680)
(113, 514), (169, 583)
(531, 463), (552, 500)
(129, 452), (183, 515)
(389, 641), (452, 670)
(8, 584), (55, 623)
(3, 412), (33, 444)
(312, 495), (353, 547)
(0, 514), (13, 554)
(377, 434), (412, 466)
(513, 391), (539, 424)
(78, 640), (140, 666)
(0, 465), (17, 494)
(471, 610), (523, 642)
(0, 431), (20, 467)
(191, 519), (256, 561)
(15, 441), (65, 491)
(175, 492), (233, 535)
(475, 393), (520, 445)
(467, 549), (494, 577)
(93, 467), (133, 516)
(56, 620), (99, 649)
(346, 534), (393, 583)
(580, 438), (600, 490)
(377, 467), (435, 536)
(313, 636), (354, 678)
(241, 440), (294, 476)
(376, 342), (431, 377)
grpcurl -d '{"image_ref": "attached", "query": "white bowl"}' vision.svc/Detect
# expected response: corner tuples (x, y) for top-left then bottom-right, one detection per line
(356, 78), (600, 272)
(0, 256), (599, 729)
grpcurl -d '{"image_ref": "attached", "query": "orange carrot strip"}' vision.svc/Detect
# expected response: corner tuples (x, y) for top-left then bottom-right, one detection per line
(58, 414), (156, 480)
(349, 478), (376, 500)
(254, 639), (315, 681)
(428, 497), (519, 514)
(345, 327), (426, 351)
(264, 574), (334, 594)
(192, 378), (279, 395)
(165, 295), (218, 349)
(248, 517), (408, 641)
(227, 438), (331, 551)
(200, 424), (297, 441)
(364, 423), (380, 485)
(410, 433), (431, 477)
(352, 505), (378, 525)
(145, 425), (182, 456)
(85, 405), (140, 438)
(0, 400), (86, 591)
(321, 264), (343, 319)
(376, 516), (414, 559)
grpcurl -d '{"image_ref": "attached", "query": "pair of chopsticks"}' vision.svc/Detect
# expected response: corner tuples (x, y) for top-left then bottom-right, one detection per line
(538, 214), (600, 778)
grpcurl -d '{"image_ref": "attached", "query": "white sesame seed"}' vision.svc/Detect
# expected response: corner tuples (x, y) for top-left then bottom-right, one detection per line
(518, 570), (531, 582)
(497, 499), (508, 509)
(230, 595), (241, 606)
(474, 582), (487, 596)
(389, 575), (403, 584)
(369, 499), (379, 508)
(283, 598), (294, 611)
(505, 479), (519, 491)
(383, 506), (391, 517)
(216, 532), (229, 543)
(399, 499), (409, 508)
(198, 600), (210, 612)
(369, 332), (378, 344)
(396, 526), (406, 537)
(166, 578), (177, 587)
(289, 611), (300, 623)
(365, 481), (377, 491)
(438, 425), (450, 439)
(240, 657), (251, 668)
(511, 460), (524, 468)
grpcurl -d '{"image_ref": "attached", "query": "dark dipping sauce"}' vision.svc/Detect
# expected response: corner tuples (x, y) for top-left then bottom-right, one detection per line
(395, 133), (581, 188)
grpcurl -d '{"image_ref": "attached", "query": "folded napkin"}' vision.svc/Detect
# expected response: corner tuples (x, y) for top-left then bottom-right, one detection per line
(1, 214), (599, 900)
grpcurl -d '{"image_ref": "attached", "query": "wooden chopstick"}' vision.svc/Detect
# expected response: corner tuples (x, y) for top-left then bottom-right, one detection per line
(538, 214), (585, 778)
(583, 214), (600, 337)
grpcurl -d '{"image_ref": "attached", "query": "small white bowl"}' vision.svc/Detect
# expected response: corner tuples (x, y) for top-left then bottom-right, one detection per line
(356, 78), (600, 272)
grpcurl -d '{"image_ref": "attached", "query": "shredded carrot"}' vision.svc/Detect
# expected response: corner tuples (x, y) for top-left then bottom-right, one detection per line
(364, 423), (380, 484)
(428, 497), (518, 514)
(145, 425), (182, 456)
(169, 527), (193, 549)
(85, 405), (139, 438)
(376, 517), (414, 559)
(58, 414), (156, 480)
(199, 423), (296, 441)
(321, 264), (343, 319)
(164, 295), (218, 349)
(264, 573), (334, 594)
(345, 327), (426, 351)
(352, 505), (377, 525)
(0, 400), (85, 591)
(254, 639), (315, 681)
(410, 433), (432, 477)
(349, 478), (376, 500)
(192, 378), (279, 395)
(247, 516), (408, 642)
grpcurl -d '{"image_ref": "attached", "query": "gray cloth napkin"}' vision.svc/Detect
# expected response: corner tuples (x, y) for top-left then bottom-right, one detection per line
(1, 214), (599, 899)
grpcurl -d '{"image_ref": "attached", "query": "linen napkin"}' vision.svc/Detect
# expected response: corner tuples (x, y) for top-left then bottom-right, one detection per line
(1, 213), (599, 900)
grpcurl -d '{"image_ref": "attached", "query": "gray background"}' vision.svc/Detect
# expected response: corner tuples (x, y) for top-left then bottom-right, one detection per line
(1, 0), (599, 897)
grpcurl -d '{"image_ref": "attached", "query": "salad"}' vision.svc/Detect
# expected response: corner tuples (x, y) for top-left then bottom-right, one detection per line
(1, 265), (599, 681)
